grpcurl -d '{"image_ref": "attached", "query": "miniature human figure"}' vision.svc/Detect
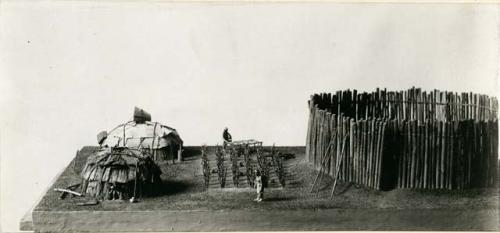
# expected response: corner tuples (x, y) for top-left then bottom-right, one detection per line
(254, 170), (264, 202)
(107, 183), (124, 200)
(108, 184), (118, 200)
(223, 127), (232, 142)
(222, 127), (232, 148)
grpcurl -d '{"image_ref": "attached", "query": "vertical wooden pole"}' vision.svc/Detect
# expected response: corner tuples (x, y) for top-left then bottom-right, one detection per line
(353, 120), (359, 184)
(330, 115), (337, 177)
(372, 119), (378, 188)
(428, 120), (433, 190)
(443, 121), (448, 189)
(349, 118), (355, 181)
(397, 121), (403, 188)
(345, 117), (352, 183)
(310, 106), (317, 164)
(467, 120), (472, 188)
(406, 121), (411, 188)
(376, 120), (385, 189)
(401, 121), (406, 188)
(359, 119), (365, 186)
(408, 120), (414, 189)
(451, 121), (457, 189)
(423, 120), (428, 189)
(435, 120), (440, 189)
(440, 121), (446, 189)
(365, 119), (370, 187)
(367, 119), (373, 187)
(372, 120), (378, 189)
(306, 97), (314, 162)
(315, 110), (321, 169)
(357, 119), (362, 185)
(337, 114), (342, 180)
(447, 121), (453, 190)
(415, 121), (420, 189)
(365, 119), (370, 186)
(375, 119), (381, 188)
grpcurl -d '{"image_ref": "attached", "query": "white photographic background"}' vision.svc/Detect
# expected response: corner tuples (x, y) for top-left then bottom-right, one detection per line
(1, 2), (498, 231)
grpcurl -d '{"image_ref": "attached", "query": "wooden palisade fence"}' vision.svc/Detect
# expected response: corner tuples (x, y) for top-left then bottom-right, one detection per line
(306, 87), (498, 190)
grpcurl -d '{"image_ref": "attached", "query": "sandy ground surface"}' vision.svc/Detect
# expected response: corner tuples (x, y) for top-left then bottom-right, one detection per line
(25, 146), (499, 231)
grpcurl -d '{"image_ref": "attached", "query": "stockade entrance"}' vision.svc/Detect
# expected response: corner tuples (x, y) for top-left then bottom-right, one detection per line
(306, 88), (498, 190)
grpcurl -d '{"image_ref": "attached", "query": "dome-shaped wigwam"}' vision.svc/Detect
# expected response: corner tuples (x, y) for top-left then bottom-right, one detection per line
(99, 107), (183, 162)
(80, 107), (183, 200)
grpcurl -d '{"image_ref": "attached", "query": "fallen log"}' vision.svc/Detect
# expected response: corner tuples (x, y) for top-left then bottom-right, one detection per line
(59, 183), (81, 199)
(54, 188), (82, 197)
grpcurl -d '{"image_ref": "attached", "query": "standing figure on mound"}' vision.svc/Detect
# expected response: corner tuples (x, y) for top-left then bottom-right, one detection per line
(222, 127), (232, 149)
(254, 170), (264, 202)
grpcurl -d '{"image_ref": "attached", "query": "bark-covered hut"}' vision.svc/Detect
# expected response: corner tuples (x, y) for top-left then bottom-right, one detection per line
(80, 147), (162, 200)
(99, 107), (184, 161)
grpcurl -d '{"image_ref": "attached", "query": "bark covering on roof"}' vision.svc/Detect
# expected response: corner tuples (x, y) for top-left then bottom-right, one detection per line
(102, 121), (183, 149)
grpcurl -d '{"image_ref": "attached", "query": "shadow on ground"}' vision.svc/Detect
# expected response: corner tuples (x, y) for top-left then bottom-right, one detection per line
(151, 180), (192, 196)
(264, 197), (295, 202)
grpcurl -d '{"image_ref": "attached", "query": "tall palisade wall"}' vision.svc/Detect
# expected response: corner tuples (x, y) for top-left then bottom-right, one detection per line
(305, 87), (498, 190)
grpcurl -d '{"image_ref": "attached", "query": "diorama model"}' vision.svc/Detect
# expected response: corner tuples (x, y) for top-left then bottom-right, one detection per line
(22, 88), (499, 232)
